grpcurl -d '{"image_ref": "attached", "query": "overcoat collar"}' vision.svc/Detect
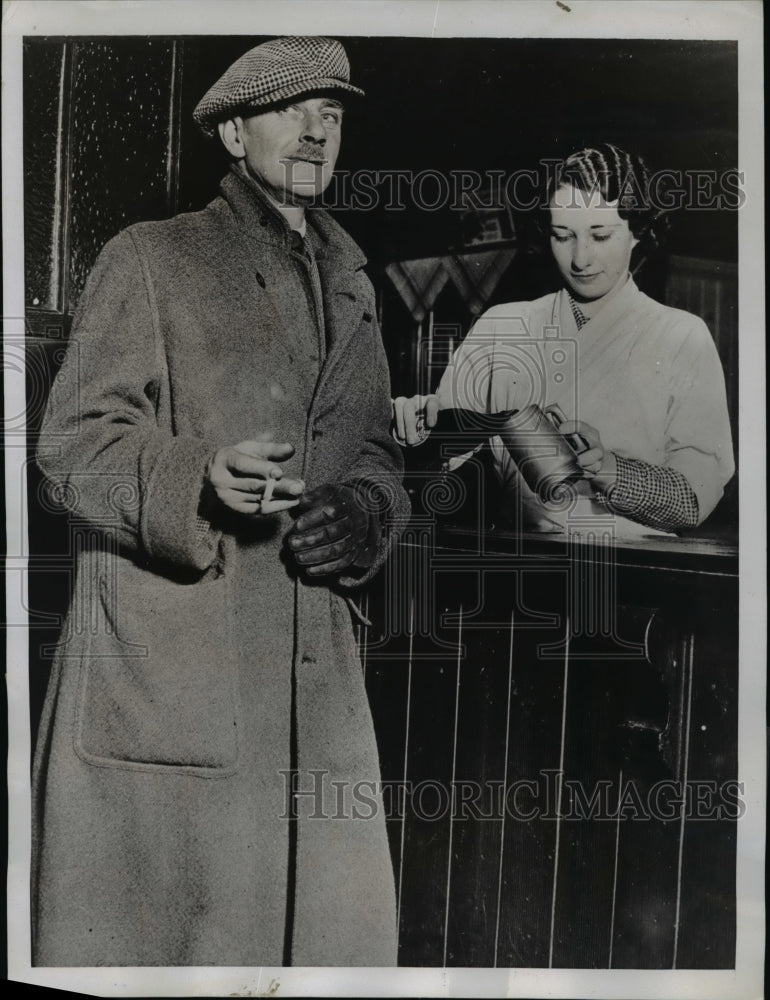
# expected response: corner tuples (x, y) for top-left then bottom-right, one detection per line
(218, 165), (367, 272)
(217, 166), (372, 389)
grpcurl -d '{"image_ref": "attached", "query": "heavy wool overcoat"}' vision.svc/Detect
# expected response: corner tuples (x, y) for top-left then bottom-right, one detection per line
(33, 167), (410, 967)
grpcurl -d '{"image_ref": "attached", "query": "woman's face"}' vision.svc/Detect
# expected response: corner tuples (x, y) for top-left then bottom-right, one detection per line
(549, 184), (639, 301)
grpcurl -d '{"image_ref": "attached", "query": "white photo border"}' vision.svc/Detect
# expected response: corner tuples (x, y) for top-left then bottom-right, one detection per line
(3, 1), (765, 997)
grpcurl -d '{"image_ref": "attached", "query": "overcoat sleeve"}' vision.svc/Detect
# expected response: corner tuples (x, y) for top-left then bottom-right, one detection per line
(338, 290), (411, 589)
(36, 229), (222, 572)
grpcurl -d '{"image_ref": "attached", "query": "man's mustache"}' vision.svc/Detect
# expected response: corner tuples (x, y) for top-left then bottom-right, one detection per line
(287, 144), (328, 162)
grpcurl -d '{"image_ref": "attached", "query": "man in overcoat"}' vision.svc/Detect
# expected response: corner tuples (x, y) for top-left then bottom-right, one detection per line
(33, 36), (409, 967)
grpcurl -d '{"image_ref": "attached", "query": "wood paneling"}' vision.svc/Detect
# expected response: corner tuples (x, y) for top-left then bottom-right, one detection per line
(23, 42), (70, 312)
(23, 38), (180, 323)
(364, 531), (738, 967)
(66, 39), (178, 310)
(665, 255), (738, 447)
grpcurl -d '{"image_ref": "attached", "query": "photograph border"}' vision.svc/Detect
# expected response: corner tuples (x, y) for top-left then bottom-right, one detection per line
(3, 1), (765, 997)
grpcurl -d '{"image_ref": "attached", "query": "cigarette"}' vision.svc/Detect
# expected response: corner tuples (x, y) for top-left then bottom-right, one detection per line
(262, 477), (276, 505)
(260, 475), (299, 514)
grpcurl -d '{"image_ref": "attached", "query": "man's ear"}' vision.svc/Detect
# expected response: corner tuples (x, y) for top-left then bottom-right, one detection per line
(218, 118), (245, 159)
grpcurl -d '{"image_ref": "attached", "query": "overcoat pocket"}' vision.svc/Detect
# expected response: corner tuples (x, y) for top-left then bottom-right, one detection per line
(74, 556), (239, 776)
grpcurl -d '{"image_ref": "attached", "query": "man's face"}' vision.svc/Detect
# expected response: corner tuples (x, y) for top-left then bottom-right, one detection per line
(228, 95), (343, 203)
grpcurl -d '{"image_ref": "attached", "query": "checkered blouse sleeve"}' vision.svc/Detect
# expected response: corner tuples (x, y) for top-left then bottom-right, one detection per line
(596, 454), (700, 532)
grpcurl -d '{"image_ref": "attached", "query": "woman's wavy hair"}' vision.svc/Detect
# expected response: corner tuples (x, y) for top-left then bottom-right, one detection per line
(529, 142), (670, 260)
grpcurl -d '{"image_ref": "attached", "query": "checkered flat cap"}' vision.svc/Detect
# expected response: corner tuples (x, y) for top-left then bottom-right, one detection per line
(193, 36), (364, 136)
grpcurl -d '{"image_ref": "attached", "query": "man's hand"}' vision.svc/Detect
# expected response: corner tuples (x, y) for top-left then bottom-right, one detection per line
(206, 437), (305, 515)
(559, 421), (618, 489)
(285, 484), (380, 577)
(392, 394), (440, 446)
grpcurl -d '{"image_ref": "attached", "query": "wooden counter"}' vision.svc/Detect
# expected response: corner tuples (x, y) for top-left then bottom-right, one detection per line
(360, 521), (739, 968)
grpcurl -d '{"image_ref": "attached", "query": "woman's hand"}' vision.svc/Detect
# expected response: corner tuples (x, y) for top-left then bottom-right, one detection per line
(559, 420), (618, 489)
(391, 394), (440, 446)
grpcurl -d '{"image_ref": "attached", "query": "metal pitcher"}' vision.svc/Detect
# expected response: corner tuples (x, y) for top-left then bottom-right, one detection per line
(498, 403), (589, 502)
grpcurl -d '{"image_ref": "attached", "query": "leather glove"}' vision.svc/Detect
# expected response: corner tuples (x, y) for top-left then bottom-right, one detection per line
(285, 483), (381, 578)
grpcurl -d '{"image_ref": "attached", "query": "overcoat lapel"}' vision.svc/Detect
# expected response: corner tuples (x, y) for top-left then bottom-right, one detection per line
(310, 213), (368, 359)
(221, 167), (370, 378)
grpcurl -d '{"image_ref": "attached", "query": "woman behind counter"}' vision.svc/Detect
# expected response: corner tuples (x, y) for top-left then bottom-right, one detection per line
(393, 143), (735, 536)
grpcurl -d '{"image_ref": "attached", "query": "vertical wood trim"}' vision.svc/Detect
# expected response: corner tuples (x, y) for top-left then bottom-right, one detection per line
(671, 630), (688, 784)
(442, 606), (463, 967)
(713, 276), (723, 347)
(608, 767), (624, 968)
(425, 309), (434, 394)
(165, 39), (184, 218)
(57, 42), (76, 316)
(356, 593), (370, 679)
(396, 595), (415, 934)
(48, 44), (68, 312)
(414, 320), (423, 395)
(547, 618), (570, 968)
(361, 592), (370, 678)
(672, 633), (695, 969)
(493, 610), (516, 967)
(698, 273), (706, 324)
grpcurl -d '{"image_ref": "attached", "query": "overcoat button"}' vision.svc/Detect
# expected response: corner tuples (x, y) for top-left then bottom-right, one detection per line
(255, 271), (266, 288)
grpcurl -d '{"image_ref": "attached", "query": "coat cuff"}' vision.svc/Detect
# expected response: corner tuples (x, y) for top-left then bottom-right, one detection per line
(335, 475), (403, 589)
(335, 531), (394, 589)
(141, 436), (222, 571)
